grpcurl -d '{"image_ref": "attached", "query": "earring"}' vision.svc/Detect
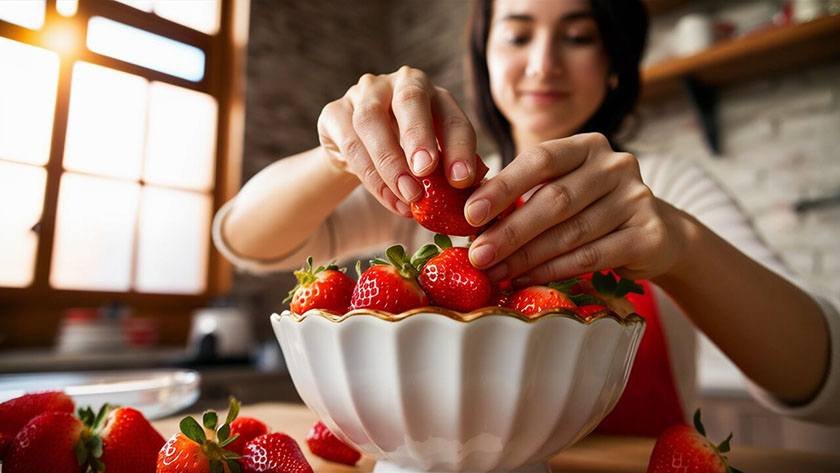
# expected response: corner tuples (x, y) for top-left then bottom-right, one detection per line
(608, 73), (619, 90)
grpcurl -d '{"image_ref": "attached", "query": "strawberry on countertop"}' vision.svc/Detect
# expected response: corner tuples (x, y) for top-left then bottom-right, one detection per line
(410, 164), (484, 237)
(306, 420), (361, 466)
(350, 244), (429, 313)
(241, 432), (313, 473)
(3, 412), (85, 473)
(156, 397), (242, 473)
(83, 405), (164, 473)
(0, 391), (74, 459)
(227, 416), (269, 456)
(417, 234), (492, 312)
(284, 257), (355, 314)
(647, 410), (743, 473)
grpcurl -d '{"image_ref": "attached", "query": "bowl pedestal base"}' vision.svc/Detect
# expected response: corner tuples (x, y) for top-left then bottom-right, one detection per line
(372, 460), (551, 473)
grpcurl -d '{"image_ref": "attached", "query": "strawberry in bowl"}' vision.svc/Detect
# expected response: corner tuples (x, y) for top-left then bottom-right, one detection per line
(271, 246), (646, 472)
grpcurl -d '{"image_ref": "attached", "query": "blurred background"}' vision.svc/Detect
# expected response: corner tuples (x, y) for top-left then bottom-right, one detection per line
(1, 0), (839, 454)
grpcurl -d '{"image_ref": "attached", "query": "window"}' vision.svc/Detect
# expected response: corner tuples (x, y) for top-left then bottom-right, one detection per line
(0, 0), (247, 303)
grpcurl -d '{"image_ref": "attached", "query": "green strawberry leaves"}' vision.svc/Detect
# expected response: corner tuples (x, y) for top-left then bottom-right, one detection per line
(691, 409), (743, 473)
(285, 257), (346, 304)
(176, 396), (242, 467)
(591, 271), (644, 298)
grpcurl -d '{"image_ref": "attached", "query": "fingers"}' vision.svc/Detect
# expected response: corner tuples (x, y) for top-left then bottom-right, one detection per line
(350, 75), (422, 205)
(318, 98), (409, 217)
(464, 137), (592, 228)
(513, 227), (642, 286)
(432, 86), (478, 188)
(391, 66), (439, 177)
(485, 185), (636, 281)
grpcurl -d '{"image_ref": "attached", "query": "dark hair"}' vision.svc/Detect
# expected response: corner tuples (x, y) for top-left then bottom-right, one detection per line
(466, 0), (649, 164)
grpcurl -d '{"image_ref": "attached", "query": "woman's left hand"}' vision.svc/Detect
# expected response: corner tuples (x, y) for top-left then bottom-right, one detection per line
(465, 133), (691, 285)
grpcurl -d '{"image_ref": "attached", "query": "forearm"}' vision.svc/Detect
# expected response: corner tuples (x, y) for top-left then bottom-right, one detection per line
(222, 146), (360, 260)
(653, 205), (830, 403)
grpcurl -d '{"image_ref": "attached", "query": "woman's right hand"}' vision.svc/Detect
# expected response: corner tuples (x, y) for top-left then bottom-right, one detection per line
(317, 66), (483, 217)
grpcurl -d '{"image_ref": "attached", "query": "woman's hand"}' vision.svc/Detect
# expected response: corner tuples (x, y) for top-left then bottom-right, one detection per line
(317, 66), (484, 217)
(465, 133), (691, 284)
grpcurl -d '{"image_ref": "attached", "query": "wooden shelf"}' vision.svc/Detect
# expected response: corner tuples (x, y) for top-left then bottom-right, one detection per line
(642, 14), (840, 100)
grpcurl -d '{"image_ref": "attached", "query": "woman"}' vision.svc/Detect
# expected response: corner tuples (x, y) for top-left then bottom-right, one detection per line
(214, 0), (840, 433)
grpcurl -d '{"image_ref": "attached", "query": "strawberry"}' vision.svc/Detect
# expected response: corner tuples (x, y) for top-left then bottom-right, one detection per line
(3, 412), (84, 473)
(410, 165), (484, 237)
(566, 270), (643, 317)
(417, 234), (492, 312)
(0, 391), (74, 458)
(349, 245), (429, 313)
(284, 257), (355, 314)
(306, 420), (361, 466)
(647, 410), (743, 473)
(574, 304), (608, 318)
(82, 406), (164, 473)
(241, 432), (313, 473)
(227, 417), (269, 456)
(504, 283), (577, 317)
(156, 397), (242, 473)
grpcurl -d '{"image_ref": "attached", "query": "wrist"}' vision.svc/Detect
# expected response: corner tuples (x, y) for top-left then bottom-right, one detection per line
(652, 202), (704, 288)
(319, 145), (359, 186)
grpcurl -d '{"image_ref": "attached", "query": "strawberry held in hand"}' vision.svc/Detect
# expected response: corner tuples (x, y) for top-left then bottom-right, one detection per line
(504, 283), (577, 317)
(350, 245), (429, 313)
(240, 432), (313, 473)
(156, 397), (242, 473)
(410, 164), (484, 237)
(0, 391), (74, 458)
(647, 410), (743, 473)
(306, 420), (361, 466)
(284, 257), (355, 314)
(417, 234), (492, 312)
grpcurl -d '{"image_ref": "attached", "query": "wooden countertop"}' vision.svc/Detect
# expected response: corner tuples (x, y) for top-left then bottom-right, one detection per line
(153, 403), (840, 472)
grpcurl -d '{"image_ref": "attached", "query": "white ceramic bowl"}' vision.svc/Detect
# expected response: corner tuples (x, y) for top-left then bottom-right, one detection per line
(271, 308), (644, 473)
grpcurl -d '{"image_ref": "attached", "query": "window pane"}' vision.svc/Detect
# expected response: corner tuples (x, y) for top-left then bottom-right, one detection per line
(0, 162), (46, 287)
(51, 173), (140, 291)
(153, 0), (220, 35)
(114, 0), (153, 12)
(86, 16), (206, 82)
(0, 37), (59, 166)
(135, 187), (211, 294)
(144, 82), (217, 191)
(63, 62), (148, 180)
(0, 0), (45, 30)
(56, 0), (78, 17)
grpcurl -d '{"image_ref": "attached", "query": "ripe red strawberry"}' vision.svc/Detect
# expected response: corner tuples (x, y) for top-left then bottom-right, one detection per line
(227, 416), (269, 456)
(647, 410), (743, 473)
(241, 432), (313, 473)
(3, 412), (84, 473)
(284, 257), (355, 314)
(93, 406), (164, 473)
(417, 234), (492, 312)
(350, 245), (429, 313)
(504, 283), (577, 317)
(410, 165), (484, 237)
(0, 391), (74, 458)
(156, 398), (242, 473)
(574, 304), (608, 318)
(306, 421), (361, 466)
(566, 270), (643, 317)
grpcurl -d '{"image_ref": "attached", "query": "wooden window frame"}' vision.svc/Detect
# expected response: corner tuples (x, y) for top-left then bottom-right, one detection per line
(0, 0), (246, 308)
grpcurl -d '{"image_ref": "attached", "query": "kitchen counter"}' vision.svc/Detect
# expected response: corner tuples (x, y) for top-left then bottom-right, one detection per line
(152, 403), (840, 472)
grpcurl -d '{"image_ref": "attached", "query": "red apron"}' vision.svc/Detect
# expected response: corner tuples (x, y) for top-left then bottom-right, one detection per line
(594, 280), (686, 437)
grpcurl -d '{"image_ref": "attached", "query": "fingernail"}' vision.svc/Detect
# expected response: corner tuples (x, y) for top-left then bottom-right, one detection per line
(486, 264), (508, 282)
(411, 150), (434, 175)
(470, 244), (495, 268)
(451, 161), (470, 182)
(465, 198), (491, 226)
(397, 174), (422, 202)
(513, 276), (530, 286)
(395, 200), (412, 216)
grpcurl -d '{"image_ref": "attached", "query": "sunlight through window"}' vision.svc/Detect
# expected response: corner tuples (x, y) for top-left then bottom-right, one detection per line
(154, 0), (220, 35)
(144, 82), (218, 191)
(87, 16), (206, 82)
(64, 62), (148, 180)
(0, 162), (47, 287)
(51, 173), (140, 291)
(0, 0), (45, 30)
(0, 37), (59, 166)
(135, 187), (211, 294)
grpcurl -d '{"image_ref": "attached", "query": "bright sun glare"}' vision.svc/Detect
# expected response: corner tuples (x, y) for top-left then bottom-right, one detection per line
(41, 20), (81, 58)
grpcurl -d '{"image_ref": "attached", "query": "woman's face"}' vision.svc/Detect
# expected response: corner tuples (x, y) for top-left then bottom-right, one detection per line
(487, 0), (609, 147)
